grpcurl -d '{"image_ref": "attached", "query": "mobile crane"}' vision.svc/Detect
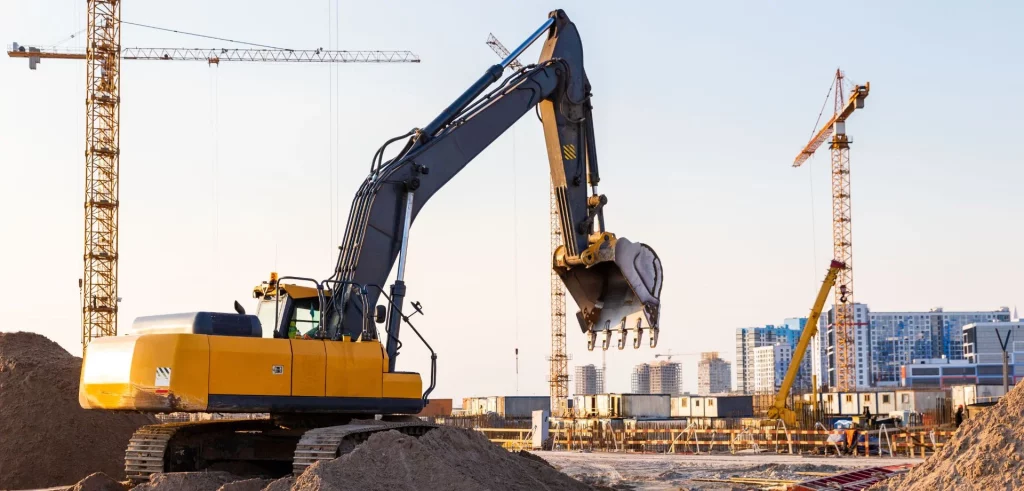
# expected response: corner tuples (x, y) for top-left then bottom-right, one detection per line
(765, 260), (846, 427)
(78, 10), (663, 479)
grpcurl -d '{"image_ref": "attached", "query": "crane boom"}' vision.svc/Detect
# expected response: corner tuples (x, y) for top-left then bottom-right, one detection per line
(9, 45), (420, 65)
(766, 260), (845, 425)
(793, 81), (869, 168)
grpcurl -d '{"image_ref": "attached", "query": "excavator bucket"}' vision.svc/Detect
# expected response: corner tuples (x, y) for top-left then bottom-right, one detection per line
(556, 236), (662, 351)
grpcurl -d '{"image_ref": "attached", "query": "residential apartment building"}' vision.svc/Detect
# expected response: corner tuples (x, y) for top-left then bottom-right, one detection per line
(698, 352), (732, 394)
(963, 320), (1024, 364)
(753, 343), (794, 393)
(819, 302), (872, 389)
(868, 307), (1010, 384)
(735, 324), (803, 394)
(816, 304), (1011, 388)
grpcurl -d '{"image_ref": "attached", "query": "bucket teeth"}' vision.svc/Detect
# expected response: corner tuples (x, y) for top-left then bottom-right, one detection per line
(557, 235), (662, 350)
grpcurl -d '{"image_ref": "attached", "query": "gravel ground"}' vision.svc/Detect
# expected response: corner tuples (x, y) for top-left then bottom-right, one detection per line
(535, 451), (923, 490)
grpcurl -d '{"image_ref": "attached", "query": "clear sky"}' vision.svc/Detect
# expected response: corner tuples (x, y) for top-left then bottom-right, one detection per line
(2, 1), (1022, 399)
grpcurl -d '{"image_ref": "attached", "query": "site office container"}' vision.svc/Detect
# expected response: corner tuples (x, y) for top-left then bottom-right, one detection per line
(836, 392), (864, 415)
(822, 392), (841, 414)
(671, 395), (693, 417)
(875, 391), (897, 414)
(895, 389), (946, 413)
(461, 396), (550, 417)
(704, 395), (753, 418)
(496, 396), (550, 418)
(952, 384), (1006, 409)
(574, 395), (599, 417)
(462, 397), (490, 415)
(596, 394), (670, 419)
(856, 392), (878, 415)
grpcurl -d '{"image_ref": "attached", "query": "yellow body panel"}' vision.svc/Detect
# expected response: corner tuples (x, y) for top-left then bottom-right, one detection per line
(325, 340), (383, 398)
(383, 372), (422, 399)
(291, 339), (326, 396)
(80, 333), (422, 413)
(209, 336), (291, 396)
(80, 334), (210, 411)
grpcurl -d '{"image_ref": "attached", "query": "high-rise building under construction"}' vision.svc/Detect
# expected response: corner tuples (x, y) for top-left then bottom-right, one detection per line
(573, 364), (605, 395)
(698, 352), (732, 394)
(632, 361), (681, 395)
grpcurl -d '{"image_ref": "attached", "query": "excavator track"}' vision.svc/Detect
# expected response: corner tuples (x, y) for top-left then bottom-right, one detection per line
(292, 420), (437, 475)
(124, 418), (436, 482)
(125, 425), (176, 481)
(124, 419), (283, 482)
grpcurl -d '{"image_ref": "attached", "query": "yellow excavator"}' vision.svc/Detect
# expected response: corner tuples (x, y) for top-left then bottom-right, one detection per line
(78, 9), (664, 480)
(765, 260), (846, 427)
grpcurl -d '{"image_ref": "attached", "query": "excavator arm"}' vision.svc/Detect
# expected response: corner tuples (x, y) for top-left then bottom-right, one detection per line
(324, 10), (663, 369)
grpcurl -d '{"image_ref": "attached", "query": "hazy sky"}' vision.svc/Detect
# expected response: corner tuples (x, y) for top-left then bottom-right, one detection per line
(2, 1), (1022, 399)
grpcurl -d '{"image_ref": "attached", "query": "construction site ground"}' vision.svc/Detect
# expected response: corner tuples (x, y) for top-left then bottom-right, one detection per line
(537, 451), (922, 490)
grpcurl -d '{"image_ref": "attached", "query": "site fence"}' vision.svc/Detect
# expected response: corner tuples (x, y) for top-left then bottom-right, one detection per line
(474, 424), (958, 459)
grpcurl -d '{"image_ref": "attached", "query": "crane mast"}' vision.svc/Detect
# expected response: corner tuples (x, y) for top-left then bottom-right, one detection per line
(793, 69), (869, 391)
(10, 4), (419, 347)
(486, 32), (568, 417)
(83, 0), (121, 345)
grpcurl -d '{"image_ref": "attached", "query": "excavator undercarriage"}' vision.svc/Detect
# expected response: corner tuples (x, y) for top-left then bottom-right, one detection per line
(124, 417), (436, 481)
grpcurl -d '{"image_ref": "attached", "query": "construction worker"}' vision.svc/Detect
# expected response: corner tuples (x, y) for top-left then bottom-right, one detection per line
(955, 405), (965, 428)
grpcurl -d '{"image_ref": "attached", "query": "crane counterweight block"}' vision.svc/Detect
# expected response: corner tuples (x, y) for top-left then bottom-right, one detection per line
(556, 235), (662, 350)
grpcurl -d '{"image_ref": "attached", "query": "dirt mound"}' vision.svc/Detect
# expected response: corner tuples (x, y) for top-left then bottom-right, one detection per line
(68, 472), (126, 491)
(218, 477), (275, 491)
(293, 430), (482, 491)
(135, 471), (239, 491)
(874, 380), (1024, 490)
(0, 332), (158, 489)
(293, 427), (593, 491)
(418, 426), (592, 491)
(262, 476), (294, 491)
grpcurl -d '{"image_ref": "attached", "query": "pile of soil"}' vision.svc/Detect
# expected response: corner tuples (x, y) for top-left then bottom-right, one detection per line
(68, 472), (125, 491)
(874, 380), (1024, 490)
(133, 471), (239, 491)
(0, 332), (158, 489)
(293, 427), (593, 491)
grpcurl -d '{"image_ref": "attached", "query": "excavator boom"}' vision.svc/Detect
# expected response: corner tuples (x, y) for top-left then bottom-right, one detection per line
(326, 9), (663, 362)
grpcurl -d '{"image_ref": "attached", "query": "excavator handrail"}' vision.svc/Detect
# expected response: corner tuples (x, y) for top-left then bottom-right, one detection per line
(368, 284), (437, 402)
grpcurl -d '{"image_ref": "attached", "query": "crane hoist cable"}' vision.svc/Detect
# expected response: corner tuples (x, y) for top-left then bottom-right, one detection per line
(122, 20), (290, 50)
(805, 73), (836, 286)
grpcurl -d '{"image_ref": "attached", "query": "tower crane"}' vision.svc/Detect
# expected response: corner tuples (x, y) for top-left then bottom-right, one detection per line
(8, 3), (419, 348)
(792, 69), (869, 392)
(486, 32), (570, 417)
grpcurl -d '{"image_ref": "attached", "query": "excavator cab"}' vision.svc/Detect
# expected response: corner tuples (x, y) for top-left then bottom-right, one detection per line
(253, 278), (330, 339)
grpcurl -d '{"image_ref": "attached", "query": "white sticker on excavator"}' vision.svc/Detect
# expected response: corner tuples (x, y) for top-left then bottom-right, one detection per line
(155, 367), (171, 387)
